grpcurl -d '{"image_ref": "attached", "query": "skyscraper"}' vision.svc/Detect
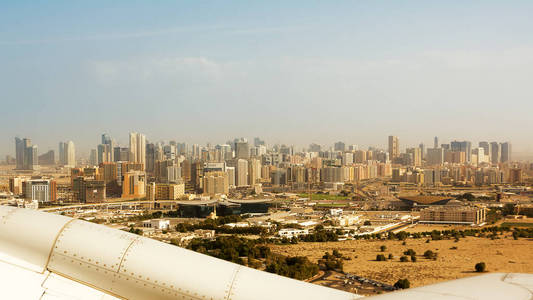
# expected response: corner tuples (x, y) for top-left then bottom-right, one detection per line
(388, 136), (399, 160)
(434, 137), (439, 149)
(129, 132), (146, 167)
(235, 139), (249, 159)
(59, 141), (75, 167)
(490, 142), (500, 164)
(479, 142), (490, 160)
(500, 142), (511, 163)
(15, 137), (38, 170)
(450, 141), (472, 163)
(236, 159), (249, 186)
(334, 141), (346, 152)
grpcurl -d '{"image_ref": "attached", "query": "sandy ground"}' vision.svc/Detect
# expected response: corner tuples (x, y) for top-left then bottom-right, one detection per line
(270, 234), (533, 288)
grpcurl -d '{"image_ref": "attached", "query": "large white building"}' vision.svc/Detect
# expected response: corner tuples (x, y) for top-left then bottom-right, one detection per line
(236, 159), (248, 186)
(129, 132), (146, 166)
(59, 141), (75, 167)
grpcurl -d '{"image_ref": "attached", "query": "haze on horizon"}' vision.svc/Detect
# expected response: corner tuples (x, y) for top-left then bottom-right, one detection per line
(1, 1), (533, 158)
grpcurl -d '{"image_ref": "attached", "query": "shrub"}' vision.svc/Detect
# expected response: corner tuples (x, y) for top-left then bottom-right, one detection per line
(423, 250), (437, 260)
(388, 253), (393, 259)
(411, 255), (417, 262)
(400, 256), (408, 262)
(380, 245), (387, 252)
(475, 262), (486, 272)
(394, 278), (410, 289)
(404, 249), (416, 256)
(376, 254), (387, 261)
(364, 220), (372, 226)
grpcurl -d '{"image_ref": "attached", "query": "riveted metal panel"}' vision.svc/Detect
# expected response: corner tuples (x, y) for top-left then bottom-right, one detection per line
(115, 237), (239, 300)
(0, 206), (71, 272)
(47, 219), (139, 295)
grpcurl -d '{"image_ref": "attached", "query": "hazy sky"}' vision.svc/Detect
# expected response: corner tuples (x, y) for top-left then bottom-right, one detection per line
(2, 1), (533, 157)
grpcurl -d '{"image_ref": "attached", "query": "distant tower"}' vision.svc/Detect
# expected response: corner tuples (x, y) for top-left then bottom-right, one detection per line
(129, 132), (146, 166)
(388, 136), (399, 160)
(434, 136), (439, 149)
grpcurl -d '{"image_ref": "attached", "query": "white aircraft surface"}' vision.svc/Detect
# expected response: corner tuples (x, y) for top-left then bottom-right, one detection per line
(0, 206), (531, 300)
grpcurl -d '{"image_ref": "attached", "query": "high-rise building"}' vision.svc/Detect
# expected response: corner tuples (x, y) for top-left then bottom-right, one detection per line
(418, 143), (425, 160)
(59, 141), (75, 167)
(426, 148), (444, 166)
(388, 136), (399, 160)
(450, 141), (472, 163)
(15, 138), (38, 170)
(235, 139), (249, 159)
(406, 148), (422, 166)
(89, 149), (97, 166)
(334, 141), (346, 152)
(479, 142), (490, 160)
(129, 132), (146, 168)
(500, 142), (511, 163)
(253, 137), (265, 147)
(236, 159), (249, 186)
(202, 171), (229, 195)
(434, 137), (439, 149)
(38, 150), (55, 165)
(490, 142), (500, 164)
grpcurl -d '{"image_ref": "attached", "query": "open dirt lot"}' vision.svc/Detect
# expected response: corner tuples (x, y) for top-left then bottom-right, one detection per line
(270, 234), (533, 289)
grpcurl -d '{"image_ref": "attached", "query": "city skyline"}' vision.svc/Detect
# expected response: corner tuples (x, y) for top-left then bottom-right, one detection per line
(2, 1), (533, 157)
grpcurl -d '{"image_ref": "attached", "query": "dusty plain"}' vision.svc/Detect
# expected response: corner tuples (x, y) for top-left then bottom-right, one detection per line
(270, 233), (533, 289)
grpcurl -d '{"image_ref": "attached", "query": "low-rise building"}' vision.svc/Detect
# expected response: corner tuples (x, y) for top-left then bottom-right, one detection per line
(278, 228), (309, 239)
(142, 219), (170, 230)
(420, 206), (486, 225)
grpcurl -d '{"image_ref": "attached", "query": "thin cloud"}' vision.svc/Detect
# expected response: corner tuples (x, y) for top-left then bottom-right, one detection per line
(0, 25), (305, 46)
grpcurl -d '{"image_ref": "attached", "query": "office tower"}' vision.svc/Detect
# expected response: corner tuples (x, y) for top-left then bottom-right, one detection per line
(129, 132), (146, 167)
(145, 143), (163, 173)
(236, 159), (249, 186)
(407, 148), (422, 166)
(450, 141), (472, 163)
(479, 142), (490, 160)
(15, 137), (38, 170)
(472, 147), (486, 165)
(253, 137), (265, 147)
(348, 145), (358, 151)
(114, 147), (130, 162)
(418, 143), (425, 160)
(388, 136), (399, 160)
(334, 141), (346, 152)
(97, 144), (112, 164)
(202, 171), (229, 195)
(248, 158), (261, 185)
(490, 142), (500, 164)
(226, 166), (236, 187)
(89, 149), (97, 166)
(434, 137), (439, 149)
(38, 150), (55, 165)
(308, 143), (321, 152)
(100, 133), (115, 161)
(500, 142), (511, 163)
(235, 139), (249, 159)
(59, 141), (75, 167)
(427, 148), (444, 166)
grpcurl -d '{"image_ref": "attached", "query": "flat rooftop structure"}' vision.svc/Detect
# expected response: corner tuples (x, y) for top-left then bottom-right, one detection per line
(399, 195), (454, 206)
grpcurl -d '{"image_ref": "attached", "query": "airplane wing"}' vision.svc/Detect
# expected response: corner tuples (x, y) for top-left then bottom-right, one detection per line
(1, 206), (531, 300)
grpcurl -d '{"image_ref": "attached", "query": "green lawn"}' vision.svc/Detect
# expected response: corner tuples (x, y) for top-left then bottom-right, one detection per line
(501, 222), (533, 228)
(298, 193), (349, 201)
